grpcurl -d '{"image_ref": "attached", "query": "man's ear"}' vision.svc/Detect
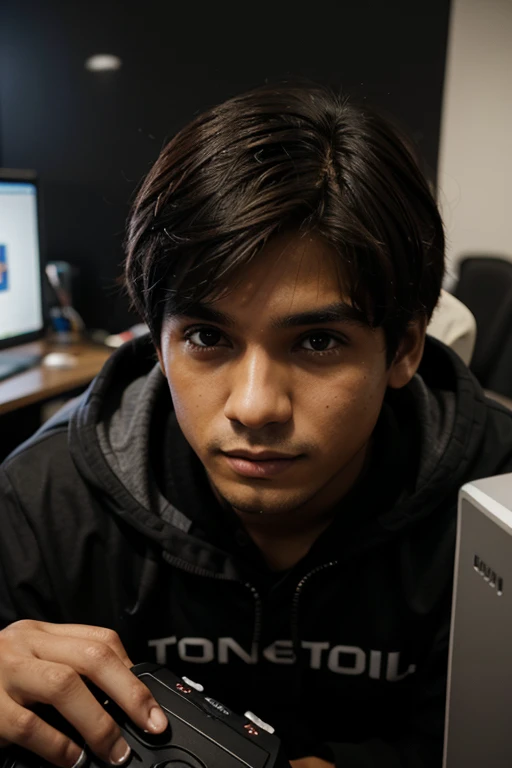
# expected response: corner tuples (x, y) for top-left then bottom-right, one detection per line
(387, 318), (427, 390)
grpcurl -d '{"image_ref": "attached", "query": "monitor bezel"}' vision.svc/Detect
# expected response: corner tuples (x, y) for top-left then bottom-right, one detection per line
(0, 168), (48, 351)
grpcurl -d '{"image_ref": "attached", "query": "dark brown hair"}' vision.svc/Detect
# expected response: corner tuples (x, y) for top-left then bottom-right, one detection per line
(125, 83), (444, 361)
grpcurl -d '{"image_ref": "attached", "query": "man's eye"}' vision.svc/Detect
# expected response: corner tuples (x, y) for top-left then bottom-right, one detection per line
(185, 328), (224, 347)
(300, 332), (341, 352)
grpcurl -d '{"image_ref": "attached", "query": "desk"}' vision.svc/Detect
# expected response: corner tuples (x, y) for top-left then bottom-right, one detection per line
(0, 340), (112, 460)
(0, 340), (112, 416)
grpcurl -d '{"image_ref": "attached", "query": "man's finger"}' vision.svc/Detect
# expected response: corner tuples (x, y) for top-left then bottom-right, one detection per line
(36, 623), (134, 667)
(4, 660), (132, 766)
(0, 690), (84, 768)
(15, 635), (167, 735)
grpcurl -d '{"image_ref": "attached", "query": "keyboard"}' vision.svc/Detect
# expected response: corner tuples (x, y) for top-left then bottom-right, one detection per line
(0, 353), (42, 382)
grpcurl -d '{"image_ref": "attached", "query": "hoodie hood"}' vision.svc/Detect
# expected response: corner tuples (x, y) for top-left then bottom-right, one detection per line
(68, 334), (488, 570)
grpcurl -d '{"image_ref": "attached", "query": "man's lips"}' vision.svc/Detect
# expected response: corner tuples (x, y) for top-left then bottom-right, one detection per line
(223, 450), (299, 461)
(221, 450), (302, 478)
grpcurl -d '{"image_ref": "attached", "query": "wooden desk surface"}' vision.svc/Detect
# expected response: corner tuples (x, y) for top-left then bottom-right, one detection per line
(0, 340), (112, 416)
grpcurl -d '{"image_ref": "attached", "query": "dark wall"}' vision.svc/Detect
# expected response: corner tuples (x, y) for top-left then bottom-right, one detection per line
(0, 0), (451, 333)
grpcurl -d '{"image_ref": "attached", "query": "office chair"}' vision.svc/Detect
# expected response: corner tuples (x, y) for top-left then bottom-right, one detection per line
(454, 255), (512, 398)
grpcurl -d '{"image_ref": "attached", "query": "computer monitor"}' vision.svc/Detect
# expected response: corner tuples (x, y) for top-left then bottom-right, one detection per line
(0, 168), (46, 350)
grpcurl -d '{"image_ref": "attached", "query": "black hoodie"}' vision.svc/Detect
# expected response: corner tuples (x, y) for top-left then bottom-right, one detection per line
(1, 335), (512, 767)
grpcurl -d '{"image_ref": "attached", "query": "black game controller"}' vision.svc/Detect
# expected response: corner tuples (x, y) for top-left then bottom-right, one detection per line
(1, 662), (290, 768)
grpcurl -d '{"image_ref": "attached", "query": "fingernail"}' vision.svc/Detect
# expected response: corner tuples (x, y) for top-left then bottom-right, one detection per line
(70, 750), (87, 768)
(109, 737), (131, 765)
(148, 706), (168, 732)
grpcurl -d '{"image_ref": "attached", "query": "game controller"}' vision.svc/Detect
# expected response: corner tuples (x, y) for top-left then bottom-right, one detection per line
(1, 662), (290, 768)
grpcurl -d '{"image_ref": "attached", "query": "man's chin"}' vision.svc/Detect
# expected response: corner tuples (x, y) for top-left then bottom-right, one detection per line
(204, 465), (321, 515)
(232, 501), (285, 516)
(211, 483), (314, 517)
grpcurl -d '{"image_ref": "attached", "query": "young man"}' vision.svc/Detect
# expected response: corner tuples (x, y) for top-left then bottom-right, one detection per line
(1, 84), (511, 768)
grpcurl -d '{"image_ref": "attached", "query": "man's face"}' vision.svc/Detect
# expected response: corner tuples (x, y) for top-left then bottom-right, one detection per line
(159, 232), (418, 518)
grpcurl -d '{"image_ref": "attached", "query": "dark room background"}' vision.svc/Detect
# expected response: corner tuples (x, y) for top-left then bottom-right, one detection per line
(0, 1), (452, 334)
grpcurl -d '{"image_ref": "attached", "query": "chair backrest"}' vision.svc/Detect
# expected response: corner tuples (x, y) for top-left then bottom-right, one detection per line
(454, 256), (512, 389)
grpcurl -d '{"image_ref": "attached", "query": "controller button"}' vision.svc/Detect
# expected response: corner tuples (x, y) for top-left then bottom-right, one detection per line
(204, 697), (231, 716)
(181, 676), (204, 692)
(243, 711), (275, 734)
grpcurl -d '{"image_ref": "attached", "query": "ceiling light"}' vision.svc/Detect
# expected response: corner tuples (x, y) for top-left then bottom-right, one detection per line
(85, 54), (122, 72)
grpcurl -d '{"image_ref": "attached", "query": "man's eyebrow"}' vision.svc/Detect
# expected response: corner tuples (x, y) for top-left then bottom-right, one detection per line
(271, 302), (367, 329)
(172, 301), (366, 329)
(171, 302), (236, 327)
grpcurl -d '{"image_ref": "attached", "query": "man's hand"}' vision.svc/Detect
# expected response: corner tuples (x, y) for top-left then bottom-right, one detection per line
(0, 620), (169, 767)
(290, 758), (334, 767)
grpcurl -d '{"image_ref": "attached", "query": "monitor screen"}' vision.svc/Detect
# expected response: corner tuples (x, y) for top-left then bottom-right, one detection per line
(0, 177), (44, 346)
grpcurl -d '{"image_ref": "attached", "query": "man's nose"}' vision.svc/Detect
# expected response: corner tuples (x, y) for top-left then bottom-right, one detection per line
(223, 348), (292, 430)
